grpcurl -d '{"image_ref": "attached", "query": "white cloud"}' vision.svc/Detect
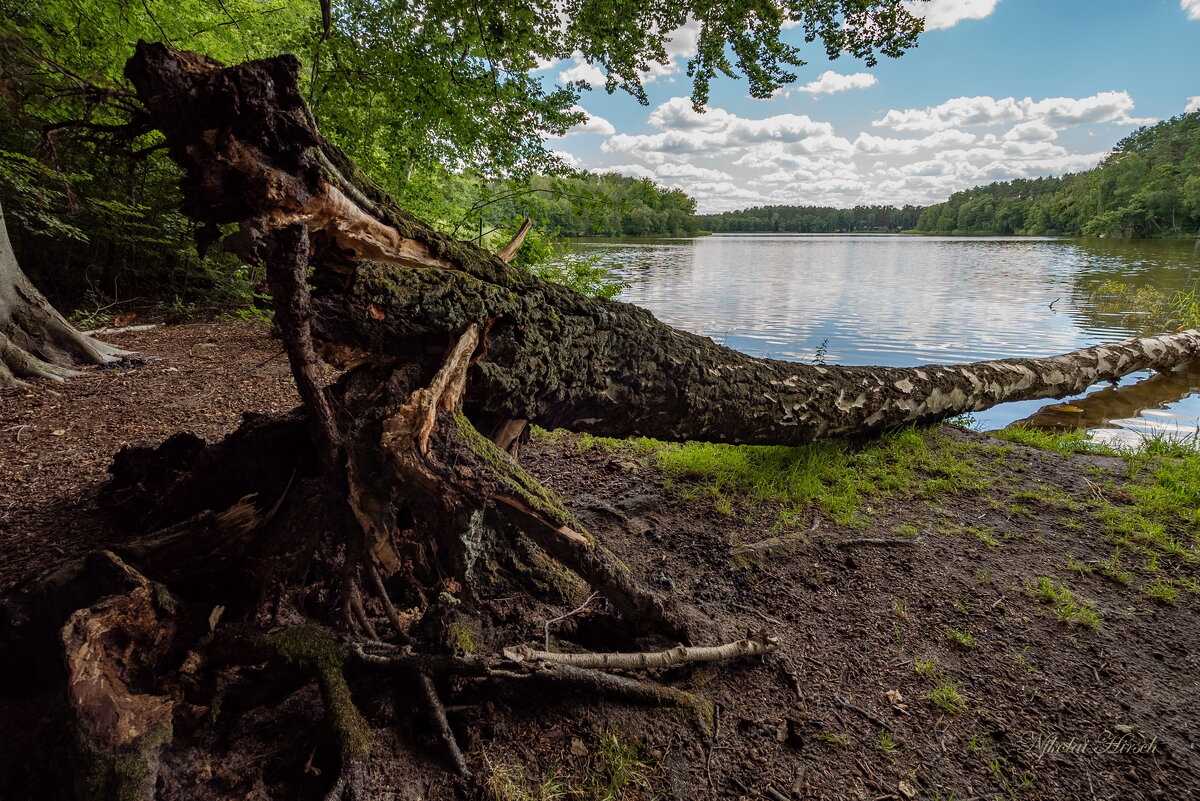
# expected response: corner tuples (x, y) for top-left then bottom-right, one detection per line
(904, 0), (1001, 30)
(648, 97), (734, 132)
(664, 19), (700, 59)
(550, 150), (583, 169)
(854, 129), (976, 155)
(873, 91), (1152, 133)
(559, 54), (605, 88)
(790, 70), (878, 98)
(873, 96), (1024, 132)
(592, 88), (1126, 211)
(1002, 121), (1057, 142)
(1187, 96), (1200, 112)
(654, 162), (733, 182)
(606, 98), (851, 163)
(551, 105), (616, 137)
(1183, 0), (1200, 20)
(1024, 92), (1147, 128)
(602, 163), (657, 180)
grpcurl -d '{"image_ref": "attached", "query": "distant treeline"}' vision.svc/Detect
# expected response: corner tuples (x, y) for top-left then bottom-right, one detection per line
(525, 172), (699, 238)
(915, 113), (1200, 237)
(694, 204), (924, 233)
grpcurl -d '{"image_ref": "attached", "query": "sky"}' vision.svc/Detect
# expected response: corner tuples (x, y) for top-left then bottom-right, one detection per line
(534, 0), (1200, 214)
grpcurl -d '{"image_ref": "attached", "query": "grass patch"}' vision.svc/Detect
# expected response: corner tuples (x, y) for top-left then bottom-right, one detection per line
(944, 627), (977, 650)
(1029, 577), (1103, 628)
(484, 732), (659, 801)
(542, 425), (989, 528)
(992, 425), (1114, 455)
(1143, 577), (1179, 605)
(915, 658), (968, 714)
(814, 731), (851, 747)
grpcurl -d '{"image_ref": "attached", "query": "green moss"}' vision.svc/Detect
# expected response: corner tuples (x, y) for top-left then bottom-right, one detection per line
(446, 621), (479, 654)
(451, 411), (584, 535)
(271, 625), (372, 759)
(75, 723), (173, 801)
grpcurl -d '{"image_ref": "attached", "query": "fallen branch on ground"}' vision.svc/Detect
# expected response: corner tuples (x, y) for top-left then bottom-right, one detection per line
(503, 633), (777, 669)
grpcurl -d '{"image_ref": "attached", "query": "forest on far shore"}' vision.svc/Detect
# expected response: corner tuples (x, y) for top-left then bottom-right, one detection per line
(914, 113), (1200, 238)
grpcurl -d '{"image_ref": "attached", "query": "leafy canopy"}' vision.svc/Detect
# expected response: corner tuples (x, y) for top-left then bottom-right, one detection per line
(3, 0), (924, 179)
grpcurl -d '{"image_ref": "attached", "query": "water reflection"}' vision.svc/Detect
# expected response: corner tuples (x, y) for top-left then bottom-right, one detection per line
(571, 234), (1200, 441)
(1015, 359), (1200, 448)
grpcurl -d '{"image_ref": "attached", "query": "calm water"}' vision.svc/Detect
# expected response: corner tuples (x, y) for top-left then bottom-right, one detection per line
(571, 234), (1200, 443)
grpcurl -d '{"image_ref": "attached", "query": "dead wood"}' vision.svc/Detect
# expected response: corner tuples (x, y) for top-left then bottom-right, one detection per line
(8, 39), (1200, 796)
(503, 633), (778, 670)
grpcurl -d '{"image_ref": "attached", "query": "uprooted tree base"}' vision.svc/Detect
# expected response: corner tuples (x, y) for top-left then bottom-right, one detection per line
(5, 41), (1200, 799)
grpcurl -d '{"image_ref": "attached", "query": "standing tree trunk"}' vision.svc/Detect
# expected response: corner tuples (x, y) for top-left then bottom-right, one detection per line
(5, 42), (1200, 800)
(0, 200), (127, 388)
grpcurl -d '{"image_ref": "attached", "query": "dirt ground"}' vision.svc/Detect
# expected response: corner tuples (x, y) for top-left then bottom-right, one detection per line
(1, 322), (1197, 800)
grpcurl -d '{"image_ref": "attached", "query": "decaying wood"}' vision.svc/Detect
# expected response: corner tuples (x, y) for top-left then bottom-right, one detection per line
(495, 217), (533, 263)
(61, 552), (178, 801)
(9, 40), (1200, 798)
(122, 42), (1200, 448)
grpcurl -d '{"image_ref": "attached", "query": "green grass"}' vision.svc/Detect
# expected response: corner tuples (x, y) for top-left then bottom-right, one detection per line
(1143, 577), (1179, 605)
(484, 732), (659, 801)
(915, 658), (968, 714)
(1029, 577), (1103, 628)
(944, 627), (977, 650)
(993, 427), (1200, 582)
(539, 425), (989, 528)
(992, 425), (1114, 455)
(814, 731), (851, 747)
(877, 730), (899, 759)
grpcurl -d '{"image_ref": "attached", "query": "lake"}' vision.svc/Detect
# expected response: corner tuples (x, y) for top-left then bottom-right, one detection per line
(570, 234), (1200, 446)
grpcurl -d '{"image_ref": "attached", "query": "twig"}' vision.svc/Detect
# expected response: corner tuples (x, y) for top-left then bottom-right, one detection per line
(365, 560), (411, 645)
(833, 693), (891, 731)
(731, 602), (783, 626)
(544, 591), (599, 651)
(504, 634), (777, 670)
(830, 535), (925, 549)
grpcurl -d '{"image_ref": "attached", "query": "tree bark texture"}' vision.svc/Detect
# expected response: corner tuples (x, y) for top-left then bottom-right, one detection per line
(122, 42), (1200, 445)
(0, 200), (128, 388)
(5, 41), (1196, 799)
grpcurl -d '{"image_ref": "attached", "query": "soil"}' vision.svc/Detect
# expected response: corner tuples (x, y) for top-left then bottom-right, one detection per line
(2, 322), (1198, 801)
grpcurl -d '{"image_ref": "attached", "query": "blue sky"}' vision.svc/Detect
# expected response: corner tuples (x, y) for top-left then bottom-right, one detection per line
(535, 0), (1200, 213)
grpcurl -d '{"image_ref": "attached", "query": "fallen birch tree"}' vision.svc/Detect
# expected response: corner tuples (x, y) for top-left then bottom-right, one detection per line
(6, 42), (1200, 799)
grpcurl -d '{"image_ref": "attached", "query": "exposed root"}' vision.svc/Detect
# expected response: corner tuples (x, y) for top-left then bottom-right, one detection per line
(416, 671), (472, 779)
(272, 626), (373, 799)
(365, 560), (411, 645)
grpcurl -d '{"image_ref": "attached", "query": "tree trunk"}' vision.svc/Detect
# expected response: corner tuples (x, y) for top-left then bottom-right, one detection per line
(0, 200), (128, 388)
(121, 42), (1200, 447)
(6, 42), (1200, 799)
